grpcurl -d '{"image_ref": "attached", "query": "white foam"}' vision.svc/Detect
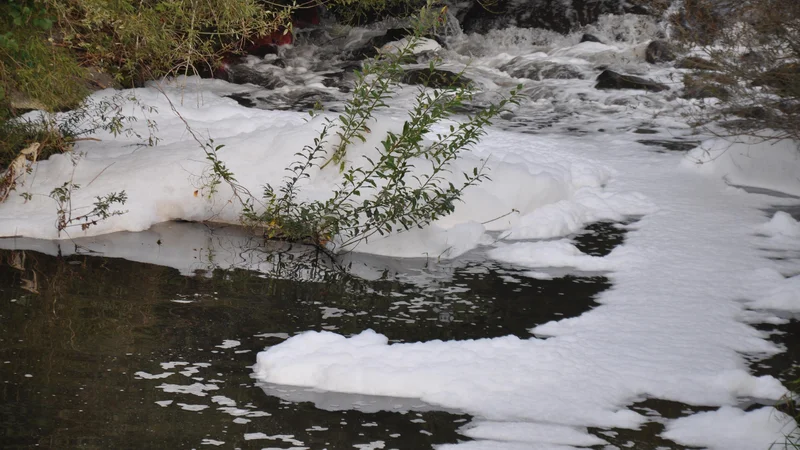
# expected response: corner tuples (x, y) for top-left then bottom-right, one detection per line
(215, 340), (241, 349)
(487, 240), (615, 271)
(759, 211), (800, 238)
(662, 406), (797, 450)
(254, 129), (800, 448)
(685, 137), (800, 196)
(0, 77), (648, 261)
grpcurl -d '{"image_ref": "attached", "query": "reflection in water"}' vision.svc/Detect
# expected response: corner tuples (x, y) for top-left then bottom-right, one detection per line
(0, 220), (752, 449)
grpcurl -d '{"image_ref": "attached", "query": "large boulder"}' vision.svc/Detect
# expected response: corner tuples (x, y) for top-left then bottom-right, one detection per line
(595, 70), (668, 92)
(347, 28), (409, 60)
(645, 40), (676, 64)
(347, 28), (443, 61)
(580, 33), (604, 44)
(501, 57), (585, 80)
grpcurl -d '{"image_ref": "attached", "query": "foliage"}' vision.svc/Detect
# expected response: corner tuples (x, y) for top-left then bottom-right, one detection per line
(0, 0), (290, 194)
(677, 0), (800, 143)
(327, 0), (430, 25)
(47, 0), (293, 86)
(0, 0), (295, 119)
(238, 3), (522, 252)
(778, 378), (800, 449)
(1, 93), (158, 206)
(49, 180), (128, 236)
(0, 0), (88, 117)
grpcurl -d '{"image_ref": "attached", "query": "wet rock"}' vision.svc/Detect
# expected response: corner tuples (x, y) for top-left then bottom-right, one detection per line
(645, 40), (676, 64)
(85, 67), (119, 90)
(539, 64), (584, 80)
(321, 71), (352, 93)
(399, 68), (472, 89)
(676, 56), (720, 71)
(501, 58), (585, 80)
(290, 90), (338, 110)
(580, 33), (603, 44)
(637, 139), (702, 152)
(595, 70), (668, 92)
(249, 44), (279, 58)
(225, 93), (257, 108)
(8, 90), (47, 112)
(623, 0), (663, 16)
(269, 58), (287, 69)
(294, 28), (330, 45)
(347, 28), (419, 60)
(254, 89), (338, 111)
(221, 65), (285, 89)
(321, 77), (340, 88)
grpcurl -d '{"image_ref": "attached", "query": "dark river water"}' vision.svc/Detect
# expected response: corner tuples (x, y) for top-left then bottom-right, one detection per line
(0, 221), (795, 449)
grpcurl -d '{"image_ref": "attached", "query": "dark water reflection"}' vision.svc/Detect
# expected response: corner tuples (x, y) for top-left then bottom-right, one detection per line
(0, 222), (612, 449)
(1, 220), (778, 449)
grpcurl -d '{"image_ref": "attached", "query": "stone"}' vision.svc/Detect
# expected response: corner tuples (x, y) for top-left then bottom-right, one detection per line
(85, 67), (119, 90)
(595, 70), (668, 92)
(399, 68), (472, 89)
(501, 58), (584, 80)
(580, 34), (603, 44)
(347, 28), (417, 60)
(645, 40), (676, 64)
(221, 65), (285, 89)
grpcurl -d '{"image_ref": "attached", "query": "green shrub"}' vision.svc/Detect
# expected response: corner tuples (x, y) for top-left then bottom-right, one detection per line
(327, 0), (430, 25)
(0, 0), (88, 117)
(0, 0), (292, 188)
(48, 0), (293, 86)
(233, 3), (522, 251)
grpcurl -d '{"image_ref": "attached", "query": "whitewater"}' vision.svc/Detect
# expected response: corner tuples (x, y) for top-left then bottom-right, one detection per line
(2, 10), (800, 450)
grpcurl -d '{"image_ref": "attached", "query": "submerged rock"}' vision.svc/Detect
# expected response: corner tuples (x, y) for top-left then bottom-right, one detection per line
(645, 40), (676, 64)
(637, 139), (702, 152)
(595, 70), (668, 92)
(501, 58), (585, 80)
(220, 64), (285, 89)
(399, 68), (472, 89)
